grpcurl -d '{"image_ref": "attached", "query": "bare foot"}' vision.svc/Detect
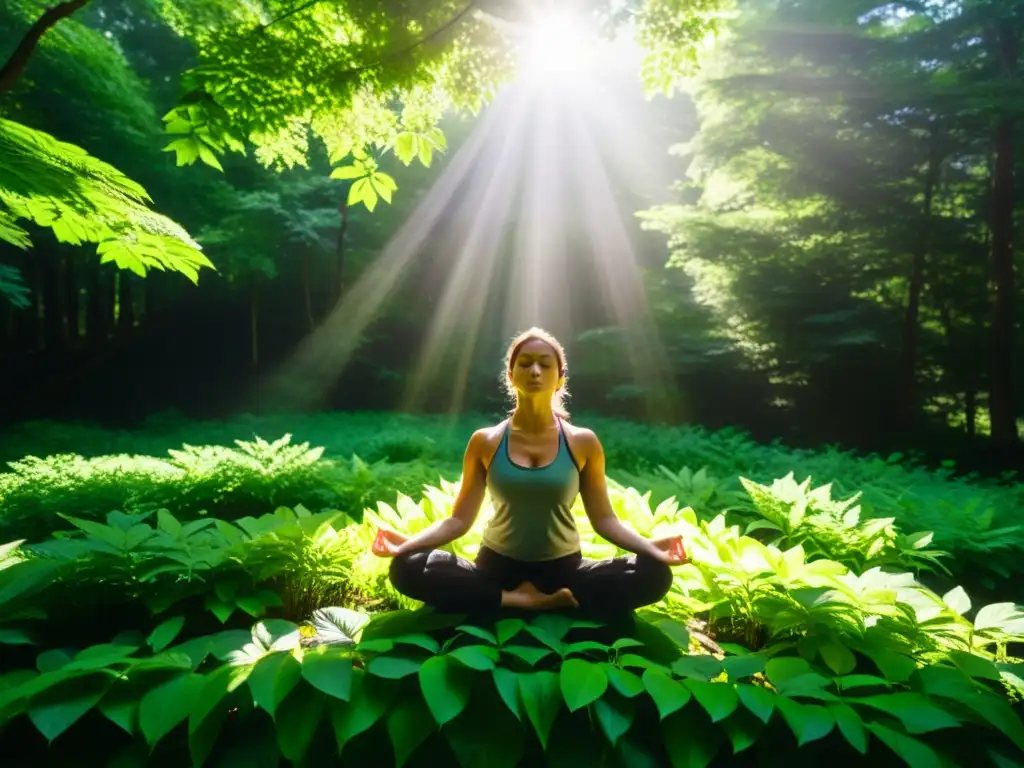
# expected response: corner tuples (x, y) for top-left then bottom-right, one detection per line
(501, 583), (579, 611)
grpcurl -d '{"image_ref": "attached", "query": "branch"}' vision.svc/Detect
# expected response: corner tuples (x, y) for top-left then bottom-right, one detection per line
(0, 0), (92, 93)
(263, 0), (324, 30)
(335, 0), (477, 79)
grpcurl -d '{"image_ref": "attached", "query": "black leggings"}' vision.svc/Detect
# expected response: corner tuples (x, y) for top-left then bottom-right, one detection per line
(389, 545), (674, 619)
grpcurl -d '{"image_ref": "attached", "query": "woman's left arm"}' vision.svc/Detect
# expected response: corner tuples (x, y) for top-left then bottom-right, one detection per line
(578, 430), (671, 562)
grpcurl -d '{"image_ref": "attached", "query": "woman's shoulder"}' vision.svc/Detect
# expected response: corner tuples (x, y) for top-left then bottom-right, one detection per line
(561, 419), (599, 444)
(467, 420), (509, 452)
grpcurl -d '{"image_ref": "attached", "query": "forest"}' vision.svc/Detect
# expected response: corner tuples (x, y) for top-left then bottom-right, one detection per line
(0, 0), (1022, 766)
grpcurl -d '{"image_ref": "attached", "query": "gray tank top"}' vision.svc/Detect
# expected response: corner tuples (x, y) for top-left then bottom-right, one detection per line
(481, 418), (581, 561)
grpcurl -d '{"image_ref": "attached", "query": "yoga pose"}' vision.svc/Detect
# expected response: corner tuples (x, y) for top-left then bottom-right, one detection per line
(371, 327), (688, 617)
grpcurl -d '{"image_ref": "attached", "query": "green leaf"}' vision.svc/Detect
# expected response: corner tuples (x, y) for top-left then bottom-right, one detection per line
(36, 649), (72, 673)
(147, 616), (185, 653)
(501, 645), (553, 666)
(329, 670), (395, 752)
(443, 678), (524, 768)
(722, 654), (766, 680)
(495, 619), (526, 645)
(450, 645), (499, 671)
(419, 655), (472, 726)
(348, 178), (371, 206)
(604, 664), (645, 697)
(394, 132), (417, 165)
(385, 693), (434, 768)
(974, 603), (1024, 634)
(28, 673), (111, 742)
(519, 671), (561, 749)
(774, 698), (835, 746)
(835, 674), (890, 692)
(98, 682), (138, 735)
(594, 692), (636, 747)
(0, 628), (33, 645)
(275, 685), (325, 762)
(371, 173), (396, 203)
(65, 643), (139, 671)
(492, 666), (521, 720)
(367, 654), (422, 679)
(818, 641), (856, 675)
(947, 650), (1001, 681)
(196, 143), (223, 171)
(139, 673), (205, 746)
(663, 706), (719, 768)
(863, 648), (917, 682)
(672, 655), (723, 681)
(942, 586), (971, 615)
(560, 658), (608, 711)
(418, 140), (433, 168)
(685, 680), (739, 722)
(612, 638), (645, 651)
(956, 689), (1024, 752)
(720, 708), (763, 754)
(764, 657), (814, 687)
(187, 663), (252, 766)
(390, 633), (439, 653)
(300, 645), (353, 700)
(828, 703), (867, 754)
(330, 165), (365, 180)
(642, 667), (692, 720)
(656, 618), (691, 650)
(248, 652), (302, 716)
(456, 624), (498, 645)
(865, 722), (942, 768)
(849, 693), (959, 734)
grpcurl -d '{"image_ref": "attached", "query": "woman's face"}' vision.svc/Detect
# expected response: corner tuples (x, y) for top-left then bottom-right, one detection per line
(509, 338), (563, 397)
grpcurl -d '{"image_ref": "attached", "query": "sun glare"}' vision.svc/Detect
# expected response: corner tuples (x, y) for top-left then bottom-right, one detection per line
(518, 12), (599, 83)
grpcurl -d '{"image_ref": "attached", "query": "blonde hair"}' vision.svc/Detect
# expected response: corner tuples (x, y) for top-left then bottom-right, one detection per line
(501, 327), (571, 419)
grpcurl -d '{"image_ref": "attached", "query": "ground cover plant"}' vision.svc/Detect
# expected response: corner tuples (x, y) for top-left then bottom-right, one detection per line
(2, 412), (1021, 599)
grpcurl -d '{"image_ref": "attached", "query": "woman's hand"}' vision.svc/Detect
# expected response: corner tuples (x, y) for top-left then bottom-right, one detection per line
(371, 528), (408, 558)
(650, 535), (689, 566)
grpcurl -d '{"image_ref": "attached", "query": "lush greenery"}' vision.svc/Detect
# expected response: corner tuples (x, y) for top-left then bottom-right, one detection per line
(1, 414), (1022, 765)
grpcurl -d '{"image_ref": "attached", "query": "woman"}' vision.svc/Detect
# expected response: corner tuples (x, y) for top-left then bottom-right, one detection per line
(371, 327), (687, 618)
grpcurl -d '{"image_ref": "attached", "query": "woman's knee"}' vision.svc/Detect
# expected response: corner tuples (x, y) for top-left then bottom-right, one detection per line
(388, 550), (429, 596)
(636, 555), (674, 603)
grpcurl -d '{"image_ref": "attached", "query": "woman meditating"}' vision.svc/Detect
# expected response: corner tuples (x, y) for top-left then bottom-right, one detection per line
(371, 327), (688, 617)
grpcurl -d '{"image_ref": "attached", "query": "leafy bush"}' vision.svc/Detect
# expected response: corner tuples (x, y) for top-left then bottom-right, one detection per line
(1, 607), (1022, 767)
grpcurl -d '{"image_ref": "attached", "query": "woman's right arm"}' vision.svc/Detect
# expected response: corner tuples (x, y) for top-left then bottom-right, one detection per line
(393, 429), (490, 555)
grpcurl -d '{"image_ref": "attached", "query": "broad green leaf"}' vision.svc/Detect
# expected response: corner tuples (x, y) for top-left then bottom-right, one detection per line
(612, 638), (645, 651)
(367, 654), (423, 679)
(395, 133), (417, 165)
(390, 633), (439, 653)
(492, 666), (521, 720)
(300, 645), (353, 700)
(956, 689), (1024, 752)
(774, 698), (835, 746)
(722, 654), (766, 680)
(275, 685), (325, 762)
(348, 178), (371, 206)
(419, 655), (472, 726)
(974, 603), (1024, 634)
(818, 641), (856, 675)
(865, 722), (942, 768)
(642, 667), (692, 720)
(663, 706), (719, 768)
(330, 165), (364, 180)
(656, 618), (691, 650)
(594, 692), (636, 747)
(98, 682), (138, 735)
(736, 683), (775, 724)
(685, 680), (739, 722)
(720, 708), (763, 754)
(456, 624), (498, 645)
(942, 586), (971, 616)
(147, 616), (185, 654)
(0, 628), (32, 645)
(672, 655), (722, 681)
(329, 671), (395, 752)
(764, 657), (813, 687)
(248, 652), (302, 716)
(450, 645), (499, 671)
(65, 643), (139, 671)
(560, 658), (607, 711)
(36, 649), (72, 673)
(863, 648), (917, 683)
(139, 673), (205, 746)
(828, 703), (867, 754)
(947, 650), (1001, 681)
(28, 673), (111, 742)
(386, 693), (434, 768)
(519, 671), (561, 749)
(604, 665), (645, 697)
(849, 693), (959, 734)
(495, 619), (526, 644)
(188, 663), (253, 734)
(835, 674), (890, 692)
(564, 640), (611, 656)
(501, 645), (553, 666)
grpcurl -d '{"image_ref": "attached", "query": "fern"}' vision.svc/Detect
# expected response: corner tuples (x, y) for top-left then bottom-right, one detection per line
(0, 118), (215, 282)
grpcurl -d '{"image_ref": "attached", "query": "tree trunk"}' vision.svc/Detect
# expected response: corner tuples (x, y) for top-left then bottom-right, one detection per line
(87, 261), (113, 343)
(0, 0), (92, 93)
(42, 248), (61, 351)
(65, 251), (79, 344)
(250, 277), (259, 367)
(302, 248), (315, 330)
(900, 125), (940, 426)
(118, 271), (135, 332)
(988, 27), (1019, 447)
(335, 197), (350, 303)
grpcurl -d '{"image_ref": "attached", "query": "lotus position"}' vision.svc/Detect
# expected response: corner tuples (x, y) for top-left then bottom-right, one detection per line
(371, 327), (688, 617)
